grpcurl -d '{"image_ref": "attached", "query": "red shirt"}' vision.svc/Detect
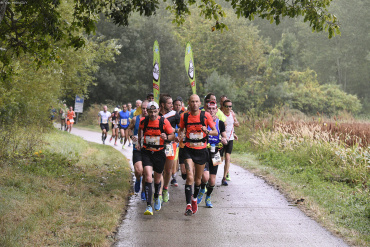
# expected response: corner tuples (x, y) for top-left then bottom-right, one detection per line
(179, 111), (215, 149)
(139, 116), (173, 151)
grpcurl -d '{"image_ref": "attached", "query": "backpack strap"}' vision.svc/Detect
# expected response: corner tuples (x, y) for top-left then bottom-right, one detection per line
(142, 116), (166, 149)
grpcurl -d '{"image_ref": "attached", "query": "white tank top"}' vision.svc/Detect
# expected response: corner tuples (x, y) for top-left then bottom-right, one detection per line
(225, 113), (234, 140)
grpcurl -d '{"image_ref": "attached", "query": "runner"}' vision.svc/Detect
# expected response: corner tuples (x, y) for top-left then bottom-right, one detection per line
(59, 103), (67, 131)
(177, 94), (217, 216)
(98, 105), (111, 145)
(197, 100), (228, 207)
(131, 100), (142, 118)
(203, 93), (227, 123)
(220, 99), (240, 185)
(137, 101), (175, 215)
(159, 94), (180, 203)
(171, 97), (185, 186)
(219, 95), (228, 112)
(109, 107), (119, 145)
(118, 104), (130, 148)
(66, 106), (76, 133)
(127, 102), (135, 145)
(147, 93), (154, 102)
(128, 101), (148, 201)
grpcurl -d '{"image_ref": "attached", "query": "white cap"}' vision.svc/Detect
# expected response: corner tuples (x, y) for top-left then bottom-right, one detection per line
(114, 107), (119, 112)
(147, 101), (159, 110)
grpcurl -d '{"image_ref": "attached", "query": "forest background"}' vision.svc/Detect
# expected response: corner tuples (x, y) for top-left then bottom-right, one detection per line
(0, 0), (369, 124)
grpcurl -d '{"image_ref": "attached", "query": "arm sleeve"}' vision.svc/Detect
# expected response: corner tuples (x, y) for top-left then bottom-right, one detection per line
(219, 120), (226, 133)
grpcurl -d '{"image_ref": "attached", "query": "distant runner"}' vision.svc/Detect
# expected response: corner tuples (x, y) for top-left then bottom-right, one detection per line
(59, 103), (67, 131)
(147, 92), (154, 102)
(109, 107), (119, 145)
(137, 101), (174, 215)
(98, 105), (111, 145)
(66, 106), (76, 133)
(118, 104), (130, 148)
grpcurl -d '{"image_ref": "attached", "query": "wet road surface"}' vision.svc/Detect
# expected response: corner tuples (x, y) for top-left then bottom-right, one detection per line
(71, 127), (348, 247)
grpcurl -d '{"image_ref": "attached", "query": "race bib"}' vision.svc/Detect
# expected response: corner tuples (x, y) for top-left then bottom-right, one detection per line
(121, 119), (128, 125)
(145, 136), (160, 146)
(189, 132), (204, 147)
(165, 142), (174, 157)
(212, 151), (222, 166)
(70, 119), (74, 123)
(102, 118), (108, 124)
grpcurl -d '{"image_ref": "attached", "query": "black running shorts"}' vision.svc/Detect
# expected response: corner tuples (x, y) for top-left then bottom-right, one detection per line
(132, 150), (142, 164)
(100, 123), (109, 131)
(183, 146), (209, 165)
(141, 149), (166, 174)
(220, 140), (233, 156)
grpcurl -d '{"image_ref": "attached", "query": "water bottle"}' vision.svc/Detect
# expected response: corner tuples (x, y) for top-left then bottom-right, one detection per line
(210, 144), (215, 153)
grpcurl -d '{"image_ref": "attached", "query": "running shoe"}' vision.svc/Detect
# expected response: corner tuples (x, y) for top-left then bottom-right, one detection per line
(103, 139), (105, 145)
(144, 205), (153, 215)
(122, 145), (125, 149)
(226, 173), (231, 181)
(162, 189), (169, 202)
(128, 143), (131, 147)
(191, 197), (198, 214)
(197, 189), (205, 204)
(114, 142), (117, 146)
(134, 177), (141, 193)
(141, 191), (146, 201)
(205, 196), (213, 208)
(184, 204), (192, 216)
(154, 196), (162, 211)
(170, 178), (178, 187)
(110, 136), (113, 142)
(222, 178), (228, 186)
(120, 138), (123, 144)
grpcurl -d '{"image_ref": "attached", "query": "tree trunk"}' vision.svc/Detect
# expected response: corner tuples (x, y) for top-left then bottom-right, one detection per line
(0, 3), (7, 24)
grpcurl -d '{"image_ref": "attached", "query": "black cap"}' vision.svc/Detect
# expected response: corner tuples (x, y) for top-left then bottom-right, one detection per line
(147, 92), (154, 97)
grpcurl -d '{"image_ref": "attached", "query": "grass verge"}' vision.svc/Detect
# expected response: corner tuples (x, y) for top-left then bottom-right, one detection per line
(233, 121), (370, 247)
(0, 129), (131, 246)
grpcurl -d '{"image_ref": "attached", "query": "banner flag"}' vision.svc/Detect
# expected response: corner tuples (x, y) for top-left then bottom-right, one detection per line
(185, 42), (196, 94)
(153, 40), (160, 104)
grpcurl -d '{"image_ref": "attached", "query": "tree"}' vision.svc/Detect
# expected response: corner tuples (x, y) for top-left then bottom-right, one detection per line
(0, 0), (340, 76)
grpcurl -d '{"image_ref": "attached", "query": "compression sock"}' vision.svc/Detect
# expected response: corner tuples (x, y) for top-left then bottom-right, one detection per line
(145, 182), (152, 206)
(193, 184), (200, 199)
(185, 185), (192, 204)
(154, 182), (161, 198)
(201, 182), (207, 190)
(206, 185), (215, 196)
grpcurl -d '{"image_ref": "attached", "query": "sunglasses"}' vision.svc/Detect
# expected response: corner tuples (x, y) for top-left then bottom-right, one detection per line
(225, 105), (232, 108)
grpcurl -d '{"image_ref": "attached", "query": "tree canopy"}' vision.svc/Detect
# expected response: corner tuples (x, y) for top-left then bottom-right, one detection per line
(0, 0), (339, 73)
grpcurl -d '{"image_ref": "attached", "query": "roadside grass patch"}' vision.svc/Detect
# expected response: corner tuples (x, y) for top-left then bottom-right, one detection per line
(234, 119), (370, 246)
(0, 129), (131, 246)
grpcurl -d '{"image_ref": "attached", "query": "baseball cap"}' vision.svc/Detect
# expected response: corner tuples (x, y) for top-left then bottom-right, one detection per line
(147, 92), (154, 97)
(147, 101), (159, 110)
(114, 107), (119, 112)
(207, 100), (217, 107)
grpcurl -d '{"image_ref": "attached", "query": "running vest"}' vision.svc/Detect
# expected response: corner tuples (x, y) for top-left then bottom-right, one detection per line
(208, 118), (220, 145)
(141, 116), (165, 150)
(119, 110), (130, 128)
(225, 113), (234, 140)
(183, 111), (207, 144)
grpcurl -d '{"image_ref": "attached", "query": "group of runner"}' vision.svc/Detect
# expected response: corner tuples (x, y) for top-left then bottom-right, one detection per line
(58, 104), (76, 133)
(97, 102), (137, 145)
(106, 92), (239, 216)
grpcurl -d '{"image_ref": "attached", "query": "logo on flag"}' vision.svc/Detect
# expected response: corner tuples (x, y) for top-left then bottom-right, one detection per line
(153, 62), (159, 82)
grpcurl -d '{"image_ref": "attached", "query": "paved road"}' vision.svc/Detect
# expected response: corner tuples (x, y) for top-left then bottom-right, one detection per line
(71, 127), (348, 247)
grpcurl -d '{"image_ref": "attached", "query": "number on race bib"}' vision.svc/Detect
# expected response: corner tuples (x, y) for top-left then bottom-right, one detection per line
(121, 119), (127, 125)
(165, 142), (174, 156)
(212, 151), (222, 166)
(102, 118), (108, 124)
